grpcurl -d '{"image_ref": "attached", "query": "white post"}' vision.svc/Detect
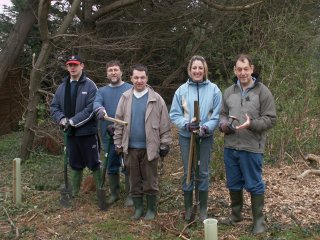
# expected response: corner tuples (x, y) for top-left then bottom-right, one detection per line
(13, 158), (22, 205)
(203, 218), (218, 240)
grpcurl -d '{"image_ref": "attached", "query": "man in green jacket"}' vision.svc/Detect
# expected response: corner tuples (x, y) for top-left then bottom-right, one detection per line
(219, 54), (276, 234)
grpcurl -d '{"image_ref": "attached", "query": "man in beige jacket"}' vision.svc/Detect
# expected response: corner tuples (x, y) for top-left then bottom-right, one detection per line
(114, 63), (171, 220)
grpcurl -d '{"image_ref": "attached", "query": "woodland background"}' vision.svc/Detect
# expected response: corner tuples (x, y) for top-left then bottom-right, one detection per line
(0, 0), (319, 239)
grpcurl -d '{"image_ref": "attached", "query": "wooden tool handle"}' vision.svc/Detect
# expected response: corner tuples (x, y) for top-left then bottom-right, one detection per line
(103, 115), (128, 125)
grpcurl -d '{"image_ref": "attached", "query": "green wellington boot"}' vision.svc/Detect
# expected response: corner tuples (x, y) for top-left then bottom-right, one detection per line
(221, 190), (244, 225)
(131, 197), (144, 220)
(184, 191), (193, 222)
(124, 175), (133, 207)
(92, 169), (102, 191)
(71, 170), (83, 197)
(199, 191), (208, 222)
(251, 194), (266, 234)
(144, 195), (157, 220)
(107, 174), (120, 204)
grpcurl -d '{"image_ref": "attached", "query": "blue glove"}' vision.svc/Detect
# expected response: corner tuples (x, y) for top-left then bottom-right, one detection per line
(198, 125), (209, 137)
(185, 122), (200, 132)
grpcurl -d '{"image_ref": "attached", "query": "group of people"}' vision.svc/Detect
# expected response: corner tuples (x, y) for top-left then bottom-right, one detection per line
(50, 53), (276, 234)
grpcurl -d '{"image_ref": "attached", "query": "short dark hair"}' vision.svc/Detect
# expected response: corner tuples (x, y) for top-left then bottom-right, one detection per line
(234, 54), (253, 66)
(130, 63), (148, 76)
(106, 60), (122, 70)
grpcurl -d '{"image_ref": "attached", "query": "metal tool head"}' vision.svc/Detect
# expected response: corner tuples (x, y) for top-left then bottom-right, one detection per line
(228, 115), (239, 122)
(60, 184), (72, 208)
(97, 187), (108, 211)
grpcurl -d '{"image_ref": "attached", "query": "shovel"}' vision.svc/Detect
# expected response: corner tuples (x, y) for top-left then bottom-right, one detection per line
(60, 131), (72, 208)
(97, 134), (112, 211)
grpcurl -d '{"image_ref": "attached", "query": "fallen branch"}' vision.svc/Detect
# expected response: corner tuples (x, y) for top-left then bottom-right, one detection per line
(297, 144), (320, 169)
(162, 225), (190, 240)
(297, 169), (320, 179)
(179, 219), (197, 238)
(285, 152), (301, 174)
(303, 154), (320, 168)
(2, 206), (19, 238)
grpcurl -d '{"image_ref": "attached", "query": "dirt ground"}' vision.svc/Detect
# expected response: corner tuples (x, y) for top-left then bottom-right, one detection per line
(1, 130), (320, 240)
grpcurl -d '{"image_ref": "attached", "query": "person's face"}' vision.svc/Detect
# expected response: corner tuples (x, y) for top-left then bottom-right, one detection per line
(131, 70), (148, 92)
(190, 60), (205, 82)
(106, 65), (122, 84)
(234, 59), (254, 88)
(66, 63), (84, 79)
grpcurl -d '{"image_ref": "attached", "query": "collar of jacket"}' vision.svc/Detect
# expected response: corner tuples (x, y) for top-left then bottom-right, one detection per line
(63, 71), (87, 84)
(187, 78), (210, 86)
(232, 73), (260, 85)
(123, 85), (157, 101)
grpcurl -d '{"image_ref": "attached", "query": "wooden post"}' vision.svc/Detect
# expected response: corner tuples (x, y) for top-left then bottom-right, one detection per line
(186, 101), (200, 185)
(13, 158), (22, 205)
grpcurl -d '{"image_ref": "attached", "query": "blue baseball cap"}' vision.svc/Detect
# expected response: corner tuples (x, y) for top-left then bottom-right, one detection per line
(66, 55), (82, 65)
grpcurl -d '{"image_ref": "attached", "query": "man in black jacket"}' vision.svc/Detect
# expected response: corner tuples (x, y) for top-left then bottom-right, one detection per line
(51, 55), (102, 198)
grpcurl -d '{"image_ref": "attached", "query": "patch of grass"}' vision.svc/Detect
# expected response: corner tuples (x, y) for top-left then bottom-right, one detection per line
(96, 220), (136, 239)
(23, 153), (63, 191)
(0, 131), (22, 161)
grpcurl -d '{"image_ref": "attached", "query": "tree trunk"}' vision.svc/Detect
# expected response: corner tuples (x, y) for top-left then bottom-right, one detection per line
(0, 0), (38, 87)
(19, 42), (52, 160)
(19, 0), (82, 160)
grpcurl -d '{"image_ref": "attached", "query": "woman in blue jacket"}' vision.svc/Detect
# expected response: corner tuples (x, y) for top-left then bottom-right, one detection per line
(170, 55), (222, 222)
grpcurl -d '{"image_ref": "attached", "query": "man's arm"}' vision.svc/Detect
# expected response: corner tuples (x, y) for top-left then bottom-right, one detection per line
(93, 88), (105, 112)
(159, 97), (172, 146)
(50, 85), (65, 124)
(113, 95), (125, 146)
(70, 80), (97, 127)
(249, 86), (276, 132)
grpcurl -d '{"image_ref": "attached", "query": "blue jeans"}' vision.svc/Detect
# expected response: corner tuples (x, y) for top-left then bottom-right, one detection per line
(224, 148), (265, 195)
(179, 135), (213, 192)
(103, 137), (126, 175)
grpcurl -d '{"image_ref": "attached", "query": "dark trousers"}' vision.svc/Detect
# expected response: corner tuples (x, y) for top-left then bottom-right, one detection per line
(127, 148), (159, 197)
(67, 135), (100, 171)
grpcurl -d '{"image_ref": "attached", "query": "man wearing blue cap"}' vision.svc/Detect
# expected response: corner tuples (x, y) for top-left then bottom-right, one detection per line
(51, 55), (102, 199)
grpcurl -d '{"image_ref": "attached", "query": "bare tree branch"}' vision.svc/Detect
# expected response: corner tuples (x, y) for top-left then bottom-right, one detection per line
(38, 0), (50, 41)
(57, 0), (82, 35)
(87, 0), (140, 23)
(202, 0), (264, 11)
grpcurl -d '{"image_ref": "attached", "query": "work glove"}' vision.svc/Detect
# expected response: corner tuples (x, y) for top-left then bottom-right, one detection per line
(96, 107), (107, 120)
(219, 122), (235, 135)
(106, 125), (115, 137)
(59, 117), (71, 132)
(159, 144), (170, 158)
(185, 122), (200, 132)
(59, 117), (68, 126)
(115, 145), (123, 155)
(198, 125), (209, 137)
